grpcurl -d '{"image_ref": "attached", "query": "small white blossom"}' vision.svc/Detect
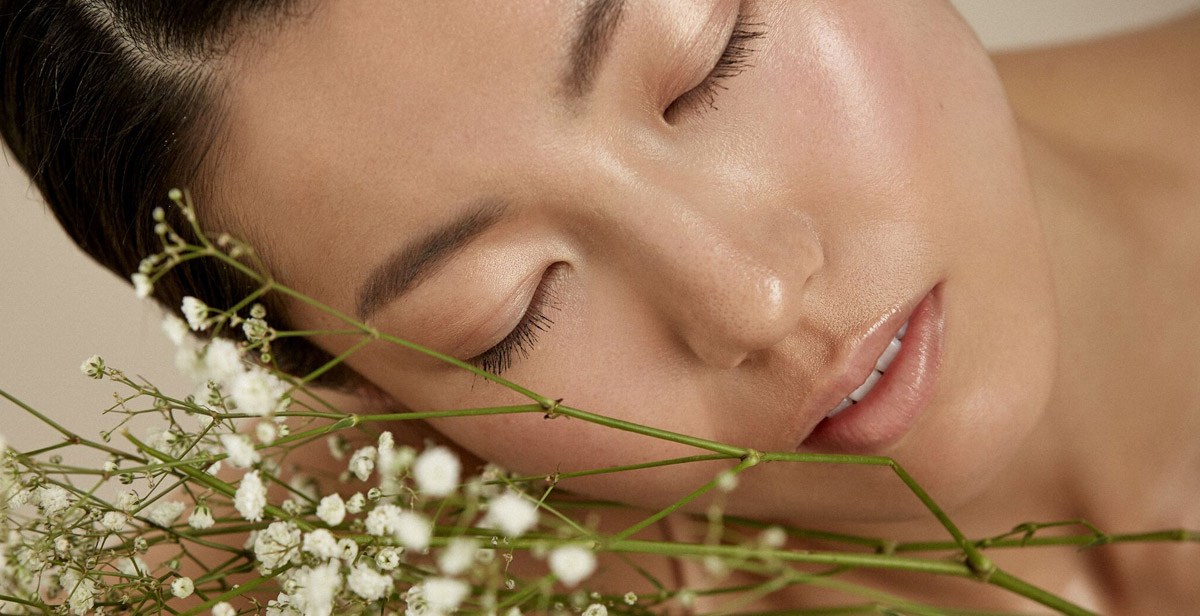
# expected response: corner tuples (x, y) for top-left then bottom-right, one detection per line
(291, 563), (341, 616)
(548, 545), (596, 588)
(116, 490), (140, 512)
(161, 315), (189, 346)
(302, 529), (339, 560)
(624, 592), (638, 605)
(80, 354), (104, 379)
(61, 569), (98, 615)
(345, 492), (366, 514)
(405, 584), (427, 616)
(212, 601), (235, 616)
(412, 446), (461, 498)
(147, 501), (185, 527)
(423, 577), (469, 614)
(205, 339), (245, 385)
(337, 538), (359, 562)
(182, 296), (209, 331)
(395, 510), (433, 551)
(37, 485), (71, 514)
(117, 556), (150, 578)
(438, 537), (479, 576)
(583, 604), (607, 616)
(347, 563), (393, 601)
(231, 368), (288, 416)
(254, 521), (301, 573)
(242, 317), (270, 343)
(256, 421), (278, 445)
(316, 494), (346, 527)
(220, 434), (260, 469)
(171, 577), (195, 599)
(176, 346), (207, 383)
(375, 547), (401, 570)
(235, 470), (267, 522)
(101, 511), (126, 532)
(483, 492), (539, 538)
(189, 505), (214, 530)
(131, 273), (153, 298)
(759, 526), (787, 549)
(365, 504), (402, 538)
(716, 471), (739, 492)
(348, 446), (377, 482)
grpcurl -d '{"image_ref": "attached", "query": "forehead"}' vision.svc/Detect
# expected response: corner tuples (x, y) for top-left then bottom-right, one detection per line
(213, 1), (576, 293)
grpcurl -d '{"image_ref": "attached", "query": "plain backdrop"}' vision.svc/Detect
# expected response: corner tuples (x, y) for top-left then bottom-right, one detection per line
(4, 0), (1200, 450)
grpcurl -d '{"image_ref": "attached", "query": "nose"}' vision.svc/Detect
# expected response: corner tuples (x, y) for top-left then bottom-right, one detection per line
(605, 183), (823, 369)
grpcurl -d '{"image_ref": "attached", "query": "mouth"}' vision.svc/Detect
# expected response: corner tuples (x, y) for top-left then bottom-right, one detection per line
(797, 284), (945, 453)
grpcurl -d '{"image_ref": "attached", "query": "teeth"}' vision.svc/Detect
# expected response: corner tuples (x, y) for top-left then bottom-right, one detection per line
(824, 318), (911, 418)
(874, 337), (902, 372)
(827, 397), (854, 418)
(848, 369), (883, 402)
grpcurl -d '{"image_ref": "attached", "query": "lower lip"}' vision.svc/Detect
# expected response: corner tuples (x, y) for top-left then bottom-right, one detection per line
(800, 285), (945, 453)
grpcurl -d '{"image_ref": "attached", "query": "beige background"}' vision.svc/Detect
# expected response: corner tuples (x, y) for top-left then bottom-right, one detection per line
(4, 0), (1200, 450)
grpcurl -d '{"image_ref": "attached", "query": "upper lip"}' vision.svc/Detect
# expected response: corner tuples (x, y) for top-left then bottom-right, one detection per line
(795, 287), (929, 443)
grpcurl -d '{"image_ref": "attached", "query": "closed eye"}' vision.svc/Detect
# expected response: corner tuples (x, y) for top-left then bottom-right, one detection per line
(664, 6), (766, 122)
(467, 263), (566, 376)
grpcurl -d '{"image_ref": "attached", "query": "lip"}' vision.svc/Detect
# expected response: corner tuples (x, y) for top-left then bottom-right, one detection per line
(796, 284), (945, 453)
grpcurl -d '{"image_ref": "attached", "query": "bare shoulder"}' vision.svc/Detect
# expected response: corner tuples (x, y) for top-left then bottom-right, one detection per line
(993, 11), (1200, 265)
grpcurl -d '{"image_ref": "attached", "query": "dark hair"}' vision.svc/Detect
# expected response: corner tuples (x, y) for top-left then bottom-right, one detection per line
(1, 0), (359, 387)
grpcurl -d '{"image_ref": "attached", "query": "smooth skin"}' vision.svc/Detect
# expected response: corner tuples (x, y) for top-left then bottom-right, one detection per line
(205, 1), (1200, 611)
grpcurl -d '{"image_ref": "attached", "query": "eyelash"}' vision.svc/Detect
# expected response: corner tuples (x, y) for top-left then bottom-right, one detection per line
(666, 8), (767, 119)
(468, 265), (564, 376)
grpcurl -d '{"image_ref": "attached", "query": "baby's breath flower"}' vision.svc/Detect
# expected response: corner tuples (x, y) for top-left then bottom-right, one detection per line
(36, 485), (71, 514)
(404, 584), (427, 616)
(171, 577), (194, 599)
(423, 577), (470, 614)
(302, 529), (339, 560)
(483, 492), (539, 538)
(181, 296), (209, 331)
(255, 521), (302, 573)
(582, 604), (607, 616)
(395, 510), (433, 552)
(117, 556), (150, 578)
(220, 434), (260, 469)
(346, 492), (366, 514)
(242, 317), (270, 343)
(327, 435), (348, 460)
(61, 569), (98, 615)
(188, 505), (214, 530)
(116, 490), (139, 513)
(624, 592), (638, 605)
(759, 526), (787, 549)
(235, 470), (267, 522)
(365, 504), (401, 538)
(256, 421), (278, 445)
(131, 273), (153, 298)
(347, 563), (393, 601)
(337, 538), (358, 562)
(291, 562), (341, 616)
(413, 446), (461, 498)
(438, 537), (479, 576)
(375, 547), (400, 571)
(161, 315), (190, 346)
(147, 501), (185, 527)
(80, 355), (105, 379)
(316, 494), (346, 527)
(348, 446), (377, 482)
(204, 339), (245, 385)
(548, 546), (596, 588)
(212, 601), (236, 616)
(231, 368), (288, 416)
(101, 511), (126, 532)
(716, 471), (739, 492)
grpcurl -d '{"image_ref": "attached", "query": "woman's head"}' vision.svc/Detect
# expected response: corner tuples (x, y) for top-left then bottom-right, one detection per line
(5, 0), (1060, 525)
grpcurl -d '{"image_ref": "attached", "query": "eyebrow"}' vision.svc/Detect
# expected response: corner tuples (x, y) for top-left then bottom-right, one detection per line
(354, 199), (510, 321)
(561, 0), (627, 102)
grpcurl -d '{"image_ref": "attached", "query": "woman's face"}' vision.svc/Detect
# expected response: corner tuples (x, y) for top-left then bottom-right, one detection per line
(215, 0), (1058, 524)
